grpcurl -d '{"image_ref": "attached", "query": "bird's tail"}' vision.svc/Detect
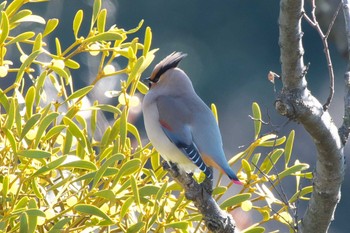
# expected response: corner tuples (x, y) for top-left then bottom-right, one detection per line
(226, 168), (243, 185)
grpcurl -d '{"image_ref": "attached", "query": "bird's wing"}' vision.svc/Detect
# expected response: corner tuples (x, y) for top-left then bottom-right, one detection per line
(156, 96), (212, 179)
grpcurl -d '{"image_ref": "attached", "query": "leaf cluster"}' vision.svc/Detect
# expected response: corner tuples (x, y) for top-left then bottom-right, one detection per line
(0, 1), (312, 233)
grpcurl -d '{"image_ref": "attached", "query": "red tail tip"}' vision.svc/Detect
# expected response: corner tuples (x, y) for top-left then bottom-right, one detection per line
(232, 179), (244, 185)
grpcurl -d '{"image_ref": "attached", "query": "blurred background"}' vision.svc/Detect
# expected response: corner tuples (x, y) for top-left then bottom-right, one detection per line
(16, 0), (350, 232)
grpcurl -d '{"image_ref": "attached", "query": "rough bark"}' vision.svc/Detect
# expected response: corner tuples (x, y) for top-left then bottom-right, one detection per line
(277, 0), (346, 232)
(164, 162), (235, 233)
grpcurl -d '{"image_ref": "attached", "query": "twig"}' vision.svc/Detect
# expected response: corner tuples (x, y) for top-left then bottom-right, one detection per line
(163, 161), (236, 233)
(303, 0), (340, 111)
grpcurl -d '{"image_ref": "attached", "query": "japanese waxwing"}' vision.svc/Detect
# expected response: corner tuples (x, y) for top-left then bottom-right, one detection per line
(142, 52), (242, 185)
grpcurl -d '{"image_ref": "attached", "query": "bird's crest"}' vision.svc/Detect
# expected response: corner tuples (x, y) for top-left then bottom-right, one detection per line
(149, 52), (187, 83)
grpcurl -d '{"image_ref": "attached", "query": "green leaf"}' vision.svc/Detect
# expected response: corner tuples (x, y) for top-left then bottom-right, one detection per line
(137, 81), (149, 95)
(73, 10), (83, 39)
(0, 89), (9, 111)
(7, 31), (35, 45)
(35, 71), (47, 106)
(31, 178), (43, 199)
(42, 125), (66, 142)
(258, 136), (286, 147)
(251, 153), (261, 172)
(59, 159), (97, 171)
(55, 37), (61, 56)
(32, 33), (42, 52)
(63, 117), (87, 148)
(14, 196), (29, 210)
(94, 104), (122, 115)
(2, 175), (9, 198)
(43, 18), (59, 37)
(127, 123), (141, 146)
(5, 98), (15, 129)
(91, 0), (101, 27)
(241, 226), (265, 233)
(16, 50), (41, 85)
(3, 127), (17, 153)
(74, 204), (113, 224)
(156, 181), (168, 201)
(94, 190), (115, 200)
(165, 221), (188, 230)
(139, 185), (160, 197)
(260, 149), (284, 174)
(278, 163), (310, 180)
(284, 130), (295, 167)
(252, 102), (262, 140)
(64, 85), (93, 104)
(32, 156), (67, 177)
(50, 65), (68, 79)
(5, 0), (22, 17)
(127, 222), (145, 233)
(220, 193), (251, 209)
(20, 113), (41, 139)
(17, 150), (51, 159)
(19, 213), (29, 233)
(212, 186), (227, 196)
(10, 9), (31, 23)
(242, 159), (252, 179)
(84, 32), (122, 44)
(115, 159), (141, 183)
(65, 59), (80, 69)
(120, 197), (134, 219)
(97, 9), (106, 33)
(48, 218), (71, 231)
(120, 109), (127, 147)
(0, 12), (9, 45)
(289, 186), (313, 203)
(92, 153), (124, 189)
(130, 176), (140, 209)
(143, 26), (152, 56)
(25, 86), (35, 118)
(34, 112), (59, 148)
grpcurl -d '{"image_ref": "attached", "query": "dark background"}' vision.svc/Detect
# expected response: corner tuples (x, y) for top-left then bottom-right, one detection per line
(18, 0), (350, 232)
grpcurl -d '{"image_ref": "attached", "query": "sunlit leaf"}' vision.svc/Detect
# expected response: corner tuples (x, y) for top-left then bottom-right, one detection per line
(84, 32), (122, 44)
(16, 15), (45, 24)
(73, 10), (83, 38)
(43, 18), (59, 37)
(74, 204), (113, 224)
(220, 193), (251, 209)
(284, 130), (295, 167)
(34, 112), (59, 148)
(17, 150), (51, 159)
(252, 102), (262, 140)
(21, 113), (41, 139)
(0, 12), (9, 44)
(278, 163), (309, 180)
(32, 156), (67, 177)
(97, 9), (106, 33)
(7, 31), (35, 45)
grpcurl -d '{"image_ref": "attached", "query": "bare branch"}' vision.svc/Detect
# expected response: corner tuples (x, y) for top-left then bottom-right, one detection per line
(303, 0), (338, 111)
(164, 162), (236, 233)
(277, 0), (345, 232)
(339, 0), (350, 144)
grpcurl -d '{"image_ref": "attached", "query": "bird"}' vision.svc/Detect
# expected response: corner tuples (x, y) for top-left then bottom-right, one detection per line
(142, 52), (242, 185)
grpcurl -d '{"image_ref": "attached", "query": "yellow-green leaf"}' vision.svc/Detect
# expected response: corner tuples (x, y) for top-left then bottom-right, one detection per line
(25, 86), (35, 118)
(17, 150), (51, 159)
(74, 204), (113, 224)
(34, 112), (59, 148)
(212, 186), (227, 196)
(220, 193), (251, 209)
(137, 81), (148, 95)
(32, 33), (42, 52)
(0, 12), (9, 45)
(165, 221), (188, 230)
(92, 153), (124, 189)
(289, 186), (313, 203)
(285, 130), (295, 167)
(252, 102), (262, 140)
(64, 85), (93, 104)
(21, 113), (41, 139)
(43, 18), (59, 37)
(120, 197), (134, 219)
(260, 149), (284, 174)
(19, 213), (28, 233)
(241, 226), (265, 233)
(84, 32), (122, 44)
(73, 10), (83, 39)
(143, 26), (152, 56)
(278, 163), (310, 180)
(91, 0), (101, 27)
(42, 125), (66, 142)
(32, 156), (67, 177)
(127, 222), (145, 233)
(63, 117), (87, 148)
(3, 127), (17, 153)
(94, 190), (115, 200)
(65, 59), (80, 69)
(97, 9), (106, 33)
(16, 50), (41, 85)
(59, 159), (97, 171)
(7, 31), (35, 45)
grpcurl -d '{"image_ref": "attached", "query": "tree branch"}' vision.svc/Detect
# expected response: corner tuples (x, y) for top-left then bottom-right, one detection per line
(163, 162), (236, 233)
(277, 0), (345, 232)
(339, 0), (350, 144)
